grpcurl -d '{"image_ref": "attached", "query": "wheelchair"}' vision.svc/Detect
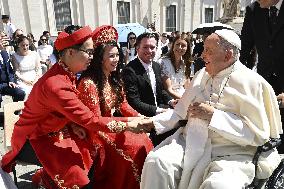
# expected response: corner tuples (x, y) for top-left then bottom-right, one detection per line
(177, 120), (284, 189)
(246, 138), (284, 189)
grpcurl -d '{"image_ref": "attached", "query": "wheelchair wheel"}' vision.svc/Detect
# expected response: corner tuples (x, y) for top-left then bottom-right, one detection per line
(265, 160), (284, 189)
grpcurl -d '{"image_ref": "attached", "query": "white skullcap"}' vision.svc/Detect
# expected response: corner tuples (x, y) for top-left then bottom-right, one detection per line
(214, 29), (241, 50)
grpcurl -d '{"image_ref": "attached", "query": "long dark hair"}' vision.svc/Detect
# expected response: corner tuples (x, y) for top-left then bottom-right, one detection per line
(127, 32), (136, 47)
(127, 32), (137, 55)
(165, 36), (192, 78)
(79, 41), (123, 115)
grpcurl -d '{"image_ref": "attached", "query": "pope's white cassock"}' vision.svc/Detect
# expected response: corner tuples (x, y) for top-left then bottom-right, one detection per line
(140, 61), (282, 189)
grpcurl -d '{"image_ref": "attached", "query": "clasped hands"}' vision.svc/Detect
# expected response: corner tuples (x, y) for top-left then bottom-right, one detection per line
(71, 117), (154, 139)
(188, 102), (215, 121)
(127, 102), (215, 133)
(126, 116), (154, 134)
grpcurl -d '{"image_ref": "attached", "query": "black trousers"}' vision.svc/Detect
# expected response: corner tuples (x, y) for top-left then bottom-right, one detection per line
(16, 141), (42, 166)
(266, 74), (284, 153)
(0, 84), (25, 103)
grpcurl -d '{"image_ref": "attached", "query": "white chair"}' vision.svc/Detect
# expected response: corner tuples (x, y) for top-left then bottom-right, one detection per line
(3, 101), (25, 187)
(3, 101), (24, 151)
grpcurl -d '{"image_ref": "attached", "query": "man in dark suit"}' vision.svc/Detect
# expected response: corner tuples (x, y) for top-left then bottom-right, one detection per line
(122, 32), (174, 146)
(0, 37), (25, 105)
(240, 0), (284, 152)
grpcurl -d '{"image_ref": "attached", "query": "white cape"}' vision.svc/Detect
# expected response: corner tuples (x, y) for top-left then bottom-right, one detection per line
(152, 61), (282, 189)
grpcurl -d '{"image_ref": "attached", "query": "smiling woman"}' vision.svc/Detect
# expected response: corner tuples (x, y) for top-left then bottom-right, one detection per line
(11, 35), (42, 98)
(159, 35), (192, 99)
(76, 25), (153, 189)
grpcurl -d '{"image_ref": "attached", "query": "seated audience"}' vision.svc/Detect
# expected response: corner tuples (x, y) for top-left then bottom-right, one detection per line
(0, 33), (25, 105)
(42, 30), (54, 47)
(27, 33), (37, 51)
(140, 29), (282, 189)
(11, 35), (42, 98)
(11, 29), (24, 51)
(37, 35), (53, 74)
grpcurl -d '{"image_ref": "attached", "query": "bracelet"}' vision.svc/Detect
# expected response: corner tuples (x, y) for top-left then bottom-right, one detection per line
(106, 120), (127, 133)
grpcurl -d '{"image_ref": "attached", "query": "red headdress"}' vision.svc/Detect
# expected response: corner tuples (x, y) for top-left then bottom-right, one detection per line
(92, 25), (118, 47)
(54, 26), (93, 51)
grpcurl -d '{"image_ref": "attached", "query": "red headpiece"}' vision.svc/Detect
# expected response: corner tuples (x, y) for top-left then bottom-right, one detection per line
(55, 26), (93, 51)
(92, 25), (118, 47)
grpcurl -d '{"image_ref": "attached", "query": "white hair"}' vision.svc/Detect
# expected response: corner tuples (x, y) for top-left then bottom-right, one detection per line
(218, 36), (239, 62)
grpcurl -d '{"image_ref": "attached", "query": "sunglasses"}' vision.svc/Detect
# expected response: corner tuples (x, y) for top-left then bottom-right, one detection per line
(41, 39), (47, 42)
(129, 37), (136, 40)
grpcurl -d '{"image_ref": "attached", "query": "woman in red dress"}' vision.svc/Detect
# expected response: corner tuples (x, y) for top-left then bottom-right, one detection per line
(1, 25), (147, 189)
(76, 25), (153, 189)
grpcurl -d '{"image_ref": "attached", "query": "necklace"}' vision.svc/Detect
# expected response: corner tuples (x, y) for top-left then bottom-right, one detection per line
(209, 64), (235, 105)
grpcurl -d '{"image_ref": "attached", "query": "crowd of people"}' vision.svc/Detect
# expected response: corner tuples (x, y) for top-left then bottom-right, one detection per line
(0, 15), (55, 102)
(0, 0), (283, 188)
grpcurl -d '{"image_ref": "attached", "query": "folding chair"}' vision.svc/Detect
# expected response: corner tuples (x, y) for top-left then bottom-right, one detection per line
(3, 101), (24, 186)
(3, 101), (24, 150)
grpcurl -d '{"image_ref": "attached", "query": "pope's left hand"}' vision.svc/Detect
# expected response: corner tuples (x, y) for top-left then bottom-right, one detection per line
(188, 102), (215, 121)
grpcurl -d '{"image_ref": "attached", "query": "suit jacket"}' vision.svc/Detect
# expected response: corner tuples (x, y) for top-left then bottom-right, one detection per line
(240, 1), (284, 94)
(122, 57), (172, 117)
(0, 50), (15, 90)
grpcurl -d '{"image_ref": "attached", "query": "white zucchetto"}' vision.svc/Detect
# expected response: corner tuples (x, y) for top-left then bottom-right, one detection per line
(214, 29), (241, 50)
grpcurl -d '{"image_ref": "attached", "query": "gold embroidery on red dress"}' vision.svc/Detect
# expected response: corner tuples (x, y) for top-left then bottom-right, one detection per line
(98, 131), (141, 183)
(78, 79), (99, 112)
(54, 174), (79, 189)
(102, 79), (116, 113)
(78, 77), (138, 181)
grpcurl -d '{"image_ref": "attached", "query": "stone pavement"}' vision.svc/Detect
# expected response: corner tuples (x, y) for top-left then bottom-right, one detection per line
(0, 96), (40, 189)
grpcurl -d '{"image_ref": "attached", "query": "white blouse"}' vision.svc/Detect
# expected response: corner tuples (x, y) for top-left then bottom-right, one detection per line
(160, 57), (186, 96)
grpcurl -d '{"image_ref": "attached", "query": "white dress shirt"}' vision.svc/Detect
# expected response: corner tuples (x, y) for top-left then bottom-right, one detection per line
(271, 0), (283, 16)
(139, 56), (157, 106)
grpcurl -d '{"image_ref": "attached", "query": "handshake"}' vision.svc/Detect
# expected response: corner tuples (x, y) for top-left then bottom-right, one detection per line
(126, 117), (154, 134)
(71, 117), (155, 139)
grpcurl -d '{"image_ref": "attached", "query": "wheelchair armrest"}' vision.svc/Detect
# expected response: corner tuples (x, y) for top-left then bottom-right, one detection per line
(247, 138), (282, 188)
(260, 138), (281, 152)
(252, 138), (281, 165)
